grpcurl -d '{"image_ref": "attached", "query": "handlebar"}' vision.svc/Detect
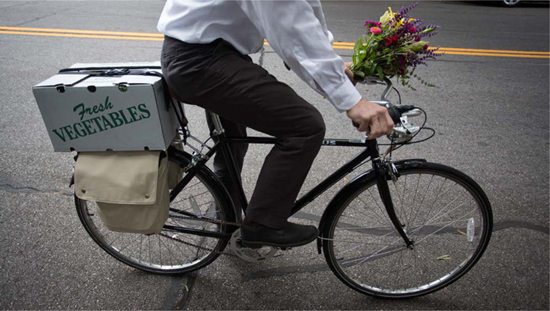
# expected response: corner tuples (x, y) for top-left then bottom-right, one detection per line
(353, 77), (425, 143)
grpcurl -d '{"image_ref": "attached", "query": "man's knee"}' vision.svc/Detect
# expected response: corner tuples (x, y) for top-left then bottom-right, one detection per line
(304, 107), (326, 142)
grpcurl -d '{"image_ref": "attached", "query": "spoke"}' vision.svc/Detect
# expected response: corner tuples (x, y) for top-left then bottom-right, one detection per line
(335, 225), (403, 257)
(355, 194), (388, 226)
(341, 245), (406, 266)
(366, 187), (394, 228)
(393, 174), (409, 225)
(173, 190), (213, 204)
(158, 236), (178, 266)
(348, 233), (406, 267)
(174, 238), (195, 262)
(412, 195), (474, 241)
(108, 233), (123, 247)
(407, 173), (422, 227)
(414, 208), (479, 245)
(158, 235), (162, 266)
(394, 245), (406, 284)
(409, 174), (434, 229)
(148, 235), (152, 264)
(333, 239), (403, 246)
(139, 235), (143, 263)
(411, 177), (448, 239)
(117, 234), (141, 253)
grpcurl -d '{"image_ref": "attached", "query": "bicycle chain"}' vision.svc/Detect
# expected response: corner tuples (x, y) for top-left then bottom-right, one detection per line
(162, 214), (240, 257)
(169, 214), (241, 227)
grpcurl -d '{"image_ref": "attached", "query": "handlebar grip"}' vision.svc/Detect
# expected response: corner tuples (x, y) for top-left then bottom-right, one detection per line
(351, 105), (416, 129)
(387, 105), (416, 124)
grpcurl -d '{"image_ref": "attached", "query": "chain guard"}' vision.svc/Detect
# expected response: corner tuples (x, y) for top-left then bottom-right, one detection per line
(229, 229), (278, 263)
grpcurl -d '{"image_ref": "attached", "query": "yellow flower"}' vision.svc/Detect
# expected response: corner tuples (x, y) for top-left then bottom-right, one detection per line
(379, 8), (393, 25)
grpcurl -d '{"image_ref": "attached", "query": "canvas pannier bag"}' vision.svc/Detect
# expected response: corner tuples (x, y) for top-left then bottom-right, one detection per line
(74, 151), (169, 234)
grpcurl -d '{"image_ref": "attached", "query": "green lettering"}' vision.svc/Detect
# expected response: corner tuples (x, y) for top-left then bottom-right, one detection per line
(82, 119), (97, 135)
(105, 96), (113, 109)
(138, 104), (151, 119)
(101, 115), (114, 130)
(108, 112), (124, 127)
(119, 109), (134, 125)
(73, 103), (86, 121)
(92, 116), (105, 132)
(73, 123), (87, 137)
(52, 128), (67, 142)
(63, 125), (78, 141)
(128, 106), (142, 122)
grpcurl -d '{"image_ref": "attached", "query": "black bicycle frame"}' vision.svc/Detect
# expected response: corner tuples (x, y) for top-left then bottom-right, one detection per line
(167, 130), (413, 246)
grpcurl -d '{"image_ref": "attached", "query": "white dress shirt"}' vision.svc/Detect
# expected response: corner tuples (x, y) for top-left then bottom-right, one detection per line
(157, 0), (362, 112)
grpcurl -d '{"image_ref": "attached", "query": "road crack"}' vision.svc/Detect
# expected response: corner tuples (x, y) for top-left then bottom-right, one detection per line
(0, 183), (72, 196)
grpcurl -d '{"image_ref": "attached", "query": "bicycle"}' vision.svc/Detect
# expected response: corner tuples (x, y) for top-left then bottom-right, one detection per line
(74, 73), (493, 299)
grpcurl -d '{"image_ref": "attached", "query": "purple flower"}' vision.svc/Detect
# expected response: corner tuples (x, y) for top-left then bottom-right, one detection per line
(364, 20), (381, 27)
(399, 2), (419, 16)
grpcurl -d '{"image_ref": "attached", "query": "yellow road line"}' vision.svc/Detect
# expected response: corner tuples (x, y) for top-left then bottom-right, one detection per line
(0, 26), (163, 37)
(1, 26), (549, 59)
(0, 30), (163, 41)
(441, 51), (550, 59)
(439, 47), (549, 55)
(334, 42), (550, 55)
(332, 43), (549, 56)
(331, 45), (549, 58)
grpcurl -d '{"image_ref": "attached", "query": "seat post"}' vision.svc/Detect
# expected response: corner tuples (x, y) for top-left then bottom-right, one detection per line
(209, 112), (225, 135)
(206, 110), (247, 222)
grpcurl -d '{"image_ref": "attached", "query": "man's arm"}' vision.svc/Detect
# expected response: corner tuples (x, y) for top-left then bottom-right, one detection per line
(235, 0), (393, 137)
(235, 0), (360, 111)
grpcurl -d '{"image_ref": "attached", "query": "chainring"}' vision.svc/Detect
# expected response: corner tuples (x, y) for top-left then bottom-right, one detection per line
(229, 229), (278, 263)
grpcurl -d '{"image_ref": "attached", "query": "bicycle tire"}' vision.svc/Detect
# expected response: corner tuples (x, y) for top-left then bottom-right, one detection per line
(322, 162), (493, 298)
(75, 152), (235, 274)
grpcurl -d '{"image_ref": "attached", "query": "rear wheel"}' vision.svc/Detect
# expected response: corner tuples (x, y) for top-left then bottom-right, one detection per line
(76, 153), (234, 274)
(323, 162), (492, 298)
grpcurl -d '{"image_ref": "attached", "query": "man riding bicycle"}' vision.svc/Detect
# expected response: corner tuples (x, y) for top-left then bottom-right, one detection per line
(158, 0), (394, 249)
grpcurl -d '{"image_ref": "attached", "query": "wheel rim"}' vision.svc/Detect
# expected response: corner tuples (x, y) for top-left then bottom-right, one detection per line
(328, 169), (490, 296)
(503, 0), (520, 5)
(78, 175), (228, 273)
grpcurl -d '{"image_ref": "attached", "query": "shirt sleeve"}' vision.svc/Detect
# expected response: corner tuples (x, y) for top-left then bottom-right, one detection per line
(235, 0), (362, 112)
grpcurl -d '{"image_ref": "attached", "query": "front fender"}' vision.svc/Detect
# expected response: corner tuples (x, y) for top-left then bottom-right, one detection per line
(316, 158), (427, 254)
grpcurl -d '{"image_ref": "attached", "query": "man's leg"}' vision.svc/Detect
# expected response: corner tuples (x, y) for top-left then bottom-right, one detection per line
(163, 40), (324, 245)
(206, 113), (248, 213)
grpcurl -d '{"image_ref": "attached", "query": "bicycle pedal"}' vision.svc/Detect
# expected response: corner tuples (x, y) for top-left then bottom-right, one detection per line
(237, 240), (263, 249)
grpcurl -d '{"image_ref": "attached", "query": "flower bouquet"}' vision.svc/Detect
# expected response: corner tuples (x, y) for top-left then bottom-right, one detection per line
(350, 3), (443, 89)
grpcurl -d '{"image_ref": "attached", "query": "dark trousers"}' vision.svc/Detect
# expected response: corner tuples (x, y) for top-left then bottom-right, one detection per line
(161, 37), (325, 229)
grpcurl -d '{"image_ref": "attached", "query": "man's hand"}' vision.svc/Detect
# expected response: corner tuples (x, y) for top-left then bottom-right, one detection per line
(347, 99), (394, 138)
(344, 62), (357, 86)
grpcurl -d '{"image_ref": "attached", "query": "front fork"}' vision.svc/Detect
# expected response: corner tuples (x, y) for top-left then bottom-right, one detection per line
(367, 140), (414, 248)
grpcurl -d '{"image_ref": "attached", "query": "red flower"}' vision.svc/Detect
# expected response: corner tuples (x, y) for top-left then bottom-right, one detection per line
(384, 34), (399, 46)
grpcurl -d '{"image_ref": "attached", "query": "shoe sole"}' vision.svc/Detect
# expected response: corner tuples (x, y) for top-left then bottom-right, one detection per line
(240, 235), (318, 249)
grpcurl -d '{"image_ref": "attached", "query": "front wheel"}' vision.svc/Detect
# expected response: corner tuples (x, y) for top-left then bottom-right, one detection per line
(322, 162), (492, 298)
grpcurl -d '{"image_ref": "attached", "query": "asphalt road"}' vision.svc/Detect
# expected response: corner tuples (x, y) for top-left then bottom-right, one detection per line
(0, 1), (548, 310)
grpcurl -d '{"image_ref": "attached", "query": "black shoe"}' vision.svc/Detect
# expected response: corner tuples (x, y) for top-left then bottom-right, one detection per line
(240, 222), (319, 248)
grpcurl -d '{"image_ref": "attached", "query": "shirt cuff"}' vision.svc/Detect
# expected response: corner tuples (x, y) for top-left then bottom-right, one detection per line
(325, 79), (362, 112)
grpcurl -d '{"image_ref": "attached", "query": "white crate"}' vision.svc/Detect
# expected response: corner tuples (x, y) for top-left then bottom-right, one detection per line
(33, 63), (179, 152)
